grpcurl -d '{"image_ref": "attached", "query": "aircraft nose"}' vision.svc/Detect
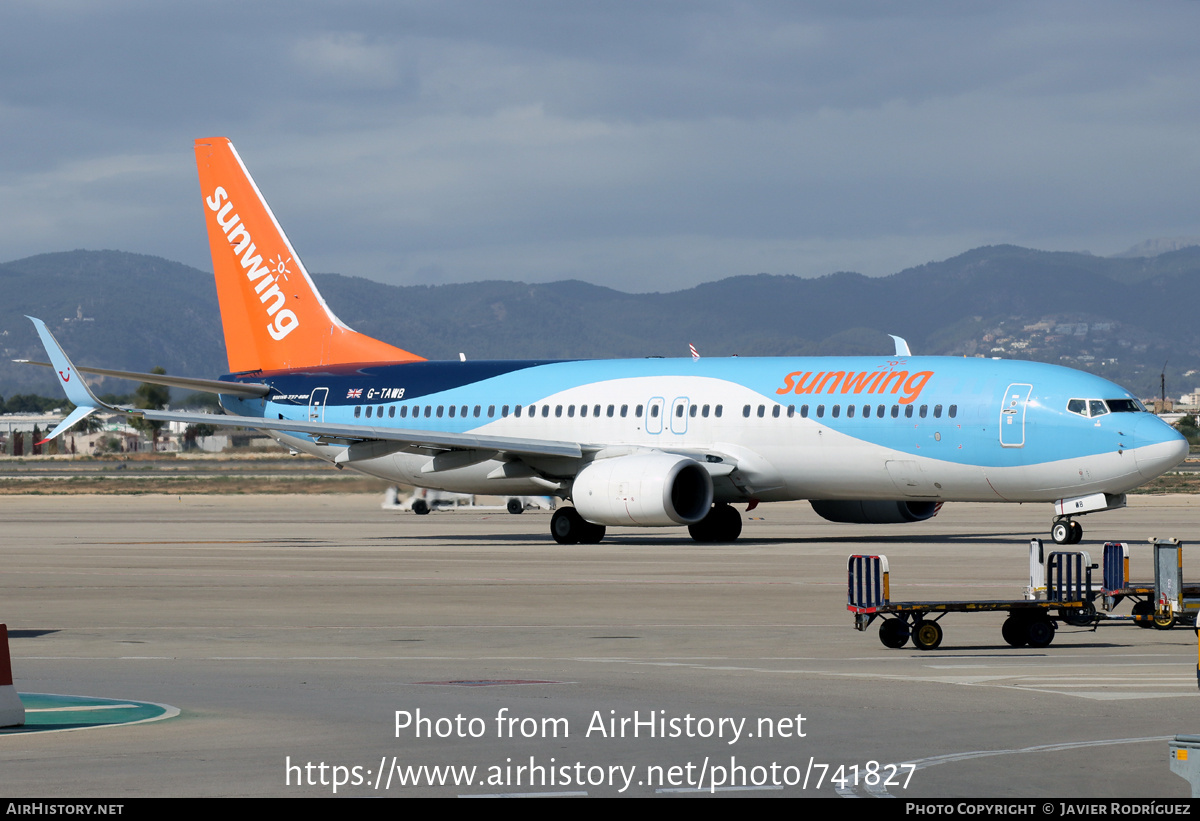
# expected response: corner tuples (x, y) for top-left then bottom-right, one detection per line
(1132, 415), (1189, 479)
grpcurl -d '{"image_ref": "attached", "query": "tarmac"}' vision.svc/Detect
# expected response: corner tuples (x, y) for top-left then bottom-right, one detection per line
(1, 493), (1199, 798)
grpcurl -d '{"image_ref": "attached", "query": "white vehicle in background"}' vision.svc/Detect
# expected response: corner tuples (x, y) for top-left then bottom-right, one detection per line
(383, 487), (554, 515)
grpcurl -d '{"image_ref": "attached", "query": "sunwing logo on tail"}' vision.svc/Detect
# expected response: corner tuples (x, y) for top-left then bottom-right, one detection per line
(206, 186), (299, 341)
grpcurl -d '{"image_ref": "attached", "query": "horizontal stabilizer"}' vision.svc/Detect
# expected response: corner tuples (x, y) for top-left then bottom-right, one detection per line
(15, 360), (270, 398)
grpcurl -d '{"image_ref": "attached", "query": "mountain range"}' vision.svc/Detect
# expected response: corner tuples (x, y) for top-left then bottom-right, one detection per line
(1, 245), (1198, 400)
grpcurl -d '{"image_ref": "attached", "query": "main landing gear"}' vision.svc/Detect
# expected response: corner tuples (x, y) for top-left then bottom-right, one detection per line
(1051, 518), (1083, 545)
(550, 507), (606, 545)
(688, 503), (743, 543)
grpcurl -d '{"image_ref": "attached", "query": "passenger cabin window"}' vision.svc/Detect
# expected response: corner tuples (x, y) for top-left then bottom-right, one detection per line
(948, 405), (957, 418)
(354, 406), (361, 418)
(542, 405), (550, 417)
(400, 406), (407, 418)
(743, 405), (751, 418)
(389, 406), (396, 418)
(714, 405), (723, 418)
(771, 405), (780, 418)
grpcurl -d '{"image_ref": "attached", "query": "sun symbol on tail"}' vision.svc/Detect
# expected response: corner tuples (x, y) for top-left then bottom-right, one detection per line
(271, 254), (292, 281)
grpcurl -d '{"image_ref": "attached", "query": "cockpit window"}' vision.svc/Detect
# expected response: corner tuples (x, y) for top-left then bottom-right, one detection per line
(1068, 397), (1146, 417)
(1106, 398), (1145, 413)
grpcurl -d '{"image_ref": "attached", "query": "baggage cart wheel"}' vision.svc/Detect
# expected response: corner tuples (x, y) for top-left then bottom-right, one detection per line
(1026, 616), (1056, 648)
(1001, 616), (1028, 647)
(1131, 600), (1155, 629)
(911, 619), (943, 651)
(878, 618), (909, 649)
(1059, 603), (1095, 626)
(1153, 611), (1176, 630)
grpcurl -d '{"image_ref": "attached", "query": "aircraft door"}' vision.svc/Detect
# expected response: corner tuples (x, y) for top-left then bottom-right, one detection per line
(646, 397), (665, 434)
(999, 383), (1032, 447)
(309, 387), (329, 422)
(670, 397), (690, 434)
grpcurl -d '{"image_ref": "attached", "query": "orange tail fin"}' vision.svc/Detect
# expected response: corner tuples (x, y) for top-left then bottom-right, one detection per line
(194, 137), (424, 373)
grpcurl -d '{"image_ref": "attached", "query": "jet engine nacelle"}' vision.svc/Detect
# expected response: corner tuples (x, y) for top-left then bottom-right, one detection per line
(572, 453), (713, 527)
(809, 499), (940, 524)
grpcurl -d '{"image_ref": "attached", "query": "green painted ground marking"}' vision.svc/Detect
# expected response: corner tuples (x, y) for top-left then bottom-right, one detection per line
(0, 693), (179, 734)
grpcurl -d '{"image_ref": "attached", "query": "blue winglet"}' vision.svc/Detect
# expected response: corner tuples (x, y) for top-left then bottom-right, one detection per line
(26, 317), (115, 441)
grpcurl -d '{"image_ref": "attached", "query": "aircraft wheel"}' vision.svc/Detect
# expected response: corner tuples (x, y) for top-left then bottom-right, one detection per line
(911, 620), (943, 651)
(688, 504), (742, 543)
(714, 504), (742, 542)
(1001, 616), (1028, 647)
(1131, 600), (1155, 629)
(878, 619), (909, 649)
(551, 508), (584, 545)
(411, 498), (430, 515)
(507, 498), (524, 515)
(1051, 520), (1071, 545)
(1068, 521), (1083, 544)
(1026, 617), (1056, 648)
(579, 521), (606, 545)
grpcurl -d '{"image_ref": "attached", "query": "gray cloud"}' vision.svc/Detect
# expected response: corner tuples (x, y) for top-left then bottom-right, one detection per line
(1, 0), (1198, 292)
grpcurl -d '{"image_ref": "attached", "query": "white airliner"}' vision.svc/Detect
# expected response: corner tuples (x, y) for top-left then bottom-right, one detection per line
(26, 137), (1189, 546)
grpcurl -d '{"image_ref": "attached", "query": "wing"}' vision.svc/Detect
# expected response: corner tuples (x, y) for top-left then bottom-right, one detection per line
(26, 316), (582, 461)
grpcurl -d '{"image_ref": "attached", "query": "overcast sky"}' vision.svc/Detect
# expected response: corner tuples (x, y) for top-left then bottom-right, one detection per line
(2, 1), (1198, 293)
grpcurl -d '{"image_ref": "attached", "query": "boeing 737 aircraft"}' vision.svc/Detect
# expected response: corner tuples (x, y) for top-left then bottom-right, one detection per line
(26, 137), (1189, 546)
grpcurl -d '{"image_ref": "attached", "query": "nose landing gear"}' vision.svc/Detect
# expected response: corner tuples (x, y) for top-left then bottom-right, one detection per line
(1051, 518), (1083, 545)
